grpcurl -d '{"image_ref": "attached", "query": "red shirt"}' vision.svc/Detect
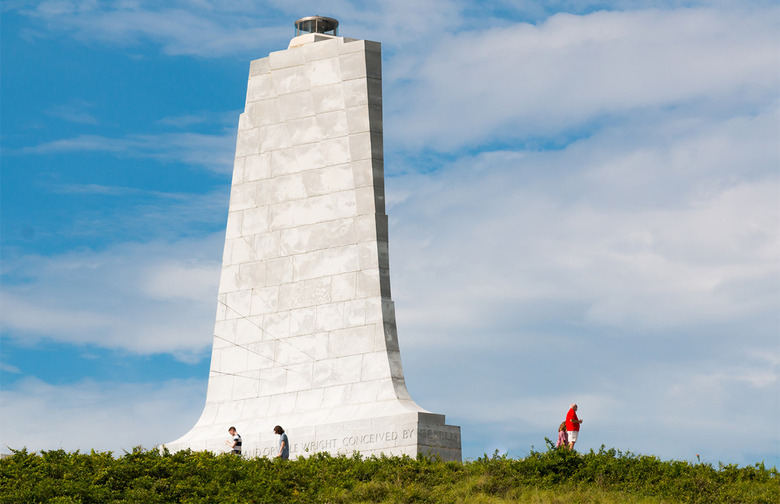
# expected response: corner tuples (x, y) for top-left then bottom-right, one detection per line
(566, 408), (580, 431)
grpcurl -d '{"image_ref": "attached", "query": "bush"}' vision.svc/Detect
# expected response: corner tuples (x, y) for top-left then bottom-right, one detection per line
(1, 446), (776, 504)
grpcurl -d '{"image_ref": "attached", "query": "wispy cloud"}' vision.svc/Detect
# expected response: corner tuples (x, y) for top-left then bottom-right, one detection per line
(1, 234), (223, 361)
(0, 377), (207, 453)
(388, 106), (778, 345)
(17, 0), (288, 57)
(45, 100), (99, 125)
(23, 131), (237, 173)
(385, 7), (779, 151)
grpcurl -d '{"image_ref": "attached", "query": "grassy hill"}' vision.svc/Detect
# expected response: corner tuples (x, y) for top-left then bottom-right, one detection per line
(1, 444), (777, 503)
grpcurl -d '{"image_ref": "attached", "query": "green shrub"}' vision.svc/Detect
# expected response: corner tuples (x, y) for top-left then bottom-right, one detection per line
(1, 446), (776, 504)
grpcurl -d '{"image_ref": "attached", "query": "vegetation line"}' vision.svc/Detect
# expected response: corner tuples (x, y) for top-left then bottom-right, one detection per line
(1, 444), (777, 504)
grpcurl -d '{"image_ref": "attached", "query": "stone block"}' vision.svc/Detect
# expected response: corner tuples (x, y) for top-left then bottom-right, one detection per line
(241, 396), (270, 420)
(356, 241), (380, 270)
(225, 211), (243, 239)
(259, 367), (287, 397)
(287, 116), (321, 145)
(339, 51), (367, 80)
(277, 279), (305, 311)
(244, 153), (273, 181)
(301, 164), (355, 197)
(278, 91), (316, 120)
(216, 397), (246, 421)
(312, 83), (346, 113)
(233, 373), (261, 400)
(259, 122), (292, 150)
(270, 147), (300, 177)
(319, 137), (351, 166)
(309, 57), (342, 87)
(235, 127), (262, 157)
(365, 50), (382, 79)
(284, 363), (314, 393)
(205, 374), (234, 403)
(250, 286), (279, 316)
(229, 181), (259, 212)
(329, 325), (374, 357)
(295, 143), (324, 171)
(241, 206), (269, 236)
(264, 312), (290, 341)
(225, 289), (252, 319)
(349, 381), (380, 403)
(302, 276), (332, 306)
(367, 78), (382, 107)
(247, 73), (275, 101)
(303, 38), (339, 61)
(292, 245), (360, 282)
(246, 341), (276, 369)
(314, 302), (346, 332)
(348, 132), (372, 161)
(269, 46), (305, 70)
(343, 79), (368, 107)
(361, 351), (392, 381)
(235, 317), (260, 345)
(238, 261), (266, 289)
(354, 185), (377, 214)
(268, 173), (309, 205)
(229, 236), (254, 264)
(249, 57), (270, 77)
(266, 257), (294, 285)
(313, 355), (362, 387)
(288, 307), (318, 337)
(346, 105), (370, 134)
(246, 99), (284, 127)
(280, 218), (355, 256)
(268, 191), (357, 230)
(271, 66), (311, 95)
(344, 298), (370, 326)
(283, 332), (328, 361)
(232, 156), (246, 185)
(213, 320), (235, 348)
(337, 38), (368, 54)
(330, 272), (357, 302)
(253, 230), (281, 260)
(295, 388), (325, 412)
(316, 110), (349, 139)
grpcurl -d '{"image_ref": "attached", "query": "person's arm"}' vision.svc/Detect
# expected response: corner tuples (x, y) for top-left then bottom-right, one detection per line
(278, 439), (286, 457)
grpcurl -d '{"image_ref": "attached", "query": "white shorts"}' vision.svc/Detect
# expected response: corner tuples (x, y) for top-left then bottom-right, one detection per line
(567, 430), (579, 443)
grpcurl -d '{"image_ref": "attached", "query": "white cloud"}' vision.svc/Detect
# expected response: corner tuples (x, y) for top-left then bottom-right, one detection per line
(0, 377), (207, 454)
(385, 6), (779, 150)
(20, 0), (288, 57)
(387, 103), (778, 343)
(0, 234), (224, 361)
(24, 131), (237, 173)
(45, 100), (99, 124)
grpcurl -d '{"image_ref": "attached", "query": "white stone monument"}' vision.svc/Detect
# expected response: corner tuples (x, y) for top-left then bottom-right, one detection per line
(166, 16), (461, 461)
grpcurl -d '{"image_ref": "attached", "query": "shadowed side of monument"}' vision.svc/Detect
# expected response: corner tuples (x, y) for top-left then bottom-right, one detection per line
(166, 17), (461, 461)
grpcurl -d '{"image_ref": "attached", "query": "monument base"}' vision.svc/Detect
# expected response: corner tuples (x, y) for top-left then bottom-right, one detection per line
(165, 408), (461, 462)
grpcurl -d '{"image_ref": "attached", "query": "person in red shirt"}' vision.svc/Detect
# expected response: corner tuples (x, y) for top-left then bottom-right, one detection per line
(565, 403), (583, 450)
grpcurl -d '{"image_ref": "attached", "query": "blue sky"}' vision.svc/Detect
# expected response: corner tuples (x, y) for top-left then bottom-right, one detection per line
(1, 0), (778, 467)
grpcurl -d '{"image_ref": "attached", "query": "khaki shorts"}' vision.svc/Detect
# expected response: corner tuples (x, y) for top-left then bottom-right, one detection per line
(567, 430), (579, 442)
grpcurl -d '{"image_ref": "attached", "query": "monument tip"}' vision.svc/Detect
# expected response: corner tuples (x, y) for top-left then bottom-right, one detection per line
(294, 16), (339, 37)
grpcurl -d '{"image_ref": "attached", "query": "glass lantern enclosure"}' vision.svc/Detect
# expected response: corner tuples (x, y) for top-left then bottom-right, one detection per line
(294, 16), (339, 37)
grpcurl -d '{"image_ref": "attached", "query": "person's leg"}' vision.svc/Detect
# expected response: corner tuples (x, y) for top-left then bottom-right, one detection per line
(567, 430), (578, 450)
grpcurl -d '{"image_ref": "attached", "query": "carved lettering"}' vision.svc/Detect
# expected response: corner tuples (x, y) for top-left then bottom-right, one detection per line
(418, 429), (458, 442)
